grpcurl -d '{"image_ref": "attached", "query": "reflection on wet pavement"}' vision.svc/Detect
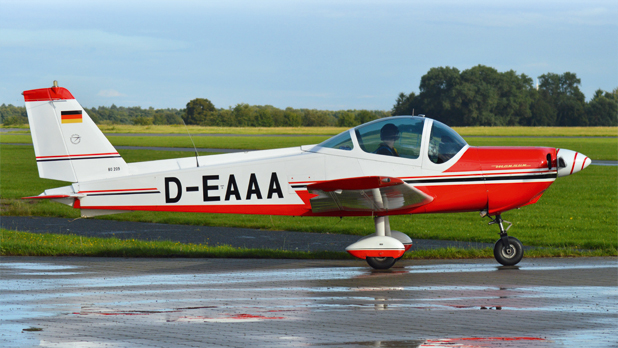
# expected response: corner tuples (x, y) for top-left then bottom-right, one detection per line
(1, 257), (616, 347)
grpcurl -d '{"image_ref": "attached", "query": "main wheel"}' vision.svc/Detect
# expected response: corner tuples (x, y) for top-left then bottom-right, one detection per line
(366, 257), (396, 270)
(493, 236), (524, 266)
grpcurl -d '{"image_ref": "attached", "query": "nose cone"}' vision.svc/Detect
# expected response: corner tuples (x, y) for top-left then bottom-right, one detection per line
(557, 149), (591, 177)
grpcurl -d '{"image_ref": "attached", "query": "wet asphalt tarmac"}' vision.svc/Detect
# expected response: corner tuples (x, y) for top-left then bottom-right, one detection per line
(1, 216), (493, 252)
(1, 257), (616, 347)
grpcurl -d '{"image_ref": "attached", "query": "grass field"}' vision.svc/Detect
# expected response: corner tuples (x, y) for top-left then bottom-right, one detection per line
(4, 123), (617, 137)
(3, 133), (617, 160)
(1, 230), (609, 259)
(1, 142), (616, 256)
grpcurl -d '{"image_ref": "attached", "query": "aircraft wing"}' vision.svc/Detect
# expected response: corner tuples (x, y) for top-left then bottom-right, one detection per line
(307, 176), (433, 213)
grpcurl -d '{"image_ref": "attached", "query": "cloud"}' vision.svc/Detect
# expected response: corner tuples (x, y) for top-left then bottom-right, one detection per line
(97, 89), (126, 97)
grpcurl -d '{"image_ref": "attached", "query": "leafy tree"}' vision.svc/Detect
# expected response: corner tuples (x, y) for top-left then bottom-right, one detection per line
(270, 107), (285, 126)
(417, 66), (463, 125)
(337, 111), (356, 127)
(538, 72), (587, 126)
(283, 108), (303, 127)
(356, 110), (378, 124)
(529, 90), (558, 126)
(217, 108), (235, 127)
(586, 89), (618, 126)
(232, 103), (254, 126)
(494, 70), (534, 126)
(0, 103), (27, 124)
(302, 109), (331, 126)
(254, 107), (274, 127)
(86, 107), (100, 123)
(454, 65), (501, 126)
(391, 92), (418, 116)
(153, 110), (183, 125)
(185, 98), (215, 125)
(2, 115), (28, 126)
(132, 116), (154, 125)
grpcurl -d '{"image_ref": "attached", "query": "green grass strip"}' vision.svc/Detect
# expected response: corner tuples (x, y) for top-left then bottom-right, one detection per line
(1, 230), (614, 259)
(5, 124), (617, 137)
(4, 133), (617, 160)
(0, 230), (349, 259)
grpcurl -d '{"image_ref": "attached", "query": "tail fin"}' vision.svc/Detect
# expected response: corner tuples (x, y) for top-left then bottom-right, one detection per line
(23, 83), (128, 183)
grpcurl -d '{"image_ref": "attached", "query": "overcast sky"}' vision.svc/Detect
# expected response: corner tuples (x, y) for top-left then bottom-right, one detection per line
(1, 0), (616, 110)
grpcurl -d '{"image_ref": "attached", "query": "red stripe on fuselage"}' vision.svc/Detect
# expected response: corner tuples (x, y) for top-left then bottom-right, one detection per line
(401, 169), (554, 180)
(78, 188), (158, 194)
(77, 179), (553, 217)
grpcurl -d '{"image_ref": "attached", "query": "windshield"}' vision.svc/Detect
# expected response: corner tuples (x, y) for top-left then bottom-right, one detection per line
(428, 120), (467, 164)
(354, 117), (424, 159)
(318, 130), (354, 151)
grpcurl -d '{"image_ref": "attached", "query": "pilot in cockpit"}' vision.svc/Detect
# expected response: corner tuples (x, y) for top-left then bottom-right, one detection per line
(375, 123), (400, 157)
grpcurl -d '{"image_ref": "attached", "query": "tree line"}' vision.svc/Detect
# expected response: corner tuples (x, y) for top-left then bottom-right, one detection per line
(0, 102), (388, 127)
(182, 100), (388, 127)
(2, 65), (616, 127)
(392, 65), (617, 126)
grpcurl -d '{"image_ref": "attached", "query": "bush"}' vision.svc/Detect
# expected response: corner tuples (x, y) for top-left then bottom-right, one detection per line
(2, 116), (28, 127)
(132, 116), (154, 125)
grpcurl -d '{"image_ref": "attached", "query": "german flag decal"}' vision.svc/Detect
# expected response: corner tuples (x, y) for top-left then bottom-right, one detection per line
(61, 110), (82, 124)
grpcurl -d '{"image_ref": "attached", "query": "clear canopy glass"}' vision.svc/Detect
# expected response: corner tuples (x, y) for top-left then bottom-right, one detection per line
(427, 120), (467, 164)
(354, 117), (425, 159)
(318, 130), (354, 151)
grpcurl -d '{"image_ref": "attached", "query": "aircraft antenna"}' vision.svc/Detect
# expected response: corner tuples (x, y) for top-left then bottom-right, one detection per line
(180, 118), (200, 168)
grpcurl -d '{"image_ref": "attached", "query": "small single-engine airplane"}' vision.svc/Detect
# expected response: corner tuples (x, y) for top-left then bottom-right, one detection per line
(22, 82), (591, 269)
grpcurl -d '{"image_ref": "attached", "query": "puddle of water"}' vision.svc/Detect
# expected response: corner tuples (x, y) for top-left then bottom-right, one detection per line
(402, 263), (615, 274)
(0, 263), (82, 271)
(98, 231), (136, 235)
(23, 272), (84, 276)
(312, 337), (556, 347)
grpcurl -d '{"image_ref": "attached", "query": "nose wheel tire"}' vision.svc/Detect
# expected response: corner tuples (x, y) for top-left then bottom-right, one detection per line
(493, 236), (524, 266)
(366, 257), (397, 270)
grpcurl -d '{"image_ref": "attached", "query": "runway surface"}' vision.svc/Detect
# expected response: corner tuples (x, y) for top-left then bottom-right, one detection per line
(1, 216), (494, 252)
(1, 257), (616, 347)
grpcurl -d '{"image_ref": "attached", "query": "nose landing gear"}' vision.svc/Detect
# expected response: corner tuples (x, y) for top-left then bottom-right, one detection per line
(486, 214), (524, 266)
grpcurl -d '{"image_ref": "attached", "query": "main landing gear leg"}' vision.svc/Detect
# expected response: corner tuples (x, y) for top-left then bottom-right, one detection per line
(488, 214), (523, 266)
(365, 216), (397, 270)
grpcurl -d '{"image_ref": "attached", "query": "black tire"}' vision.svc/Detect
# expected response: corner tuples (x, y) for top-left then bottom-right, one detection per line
(493, 236), (524, 266)
(366, 257), (396, 270)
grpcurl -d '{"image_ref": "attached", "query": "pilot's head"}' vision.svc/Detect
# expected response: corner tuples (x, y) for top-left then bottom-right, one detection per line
(380, 123), (400, 142)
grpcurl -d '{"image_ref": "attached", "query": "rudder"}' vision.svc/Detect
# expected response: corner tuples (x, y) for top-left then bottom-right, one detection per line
(23, 82), (128, 183)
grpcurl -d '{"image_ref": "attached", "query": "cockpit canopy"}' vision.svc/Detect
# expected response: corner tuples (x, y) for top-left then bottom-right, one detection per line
(318, 116), (467, 164)
(427, 120), (467, 164)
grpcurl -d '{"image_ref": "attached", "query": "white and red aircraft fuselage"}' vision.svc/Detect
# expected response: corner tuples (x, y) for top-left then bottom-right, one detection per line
(22, 84), (590, 269)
